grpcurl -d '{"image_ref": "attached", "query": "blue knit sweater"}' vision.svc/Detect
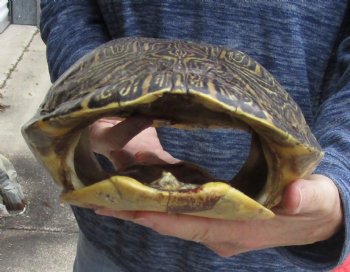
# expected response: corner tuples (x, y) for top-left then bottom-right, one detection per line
(40, 1), (350, 271)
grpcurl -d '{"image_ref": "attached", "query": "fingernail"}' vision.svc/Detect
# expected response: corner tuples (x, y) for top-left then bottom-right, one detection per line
(135, 151), (156, 163)
(294, 185), (303, 214)
(133, 218), (154, 228)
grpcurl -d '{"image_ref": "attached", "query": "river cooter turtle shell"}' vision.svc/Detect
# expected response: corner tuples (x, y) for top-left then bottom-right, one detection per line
(22, 37), (323, 220)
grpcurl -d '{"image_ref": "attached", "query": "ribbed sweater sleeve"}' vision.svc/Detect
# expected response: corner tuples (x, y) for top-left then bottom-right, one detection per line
(278, 15), (350, 270)
(40, 0), (110, 82)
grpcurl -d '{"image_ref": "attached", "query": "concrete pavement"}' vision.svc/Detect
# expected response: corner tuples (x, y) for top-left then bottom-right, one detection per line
(0, 25), (78, 272)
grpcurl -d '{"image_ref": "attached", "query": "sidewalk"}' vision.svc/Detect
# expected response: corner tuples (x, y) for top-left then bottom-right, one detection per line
(0, 25), (78, 272)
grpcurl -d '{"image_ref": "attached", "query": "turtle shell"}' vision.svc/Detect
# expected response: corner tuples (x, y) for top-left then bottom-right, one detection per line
(22, 37), (323, 220)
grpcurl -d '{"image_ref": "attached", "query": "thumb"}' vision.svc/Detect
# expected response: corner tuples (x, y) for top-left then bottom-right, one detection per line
(274, 179), (302, 215)
(275, 175), (335, 215)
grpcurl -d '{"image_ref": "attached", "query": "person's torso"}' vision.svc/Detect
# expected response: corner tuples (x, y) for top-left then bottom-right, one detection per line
(75, 1), (348, 270)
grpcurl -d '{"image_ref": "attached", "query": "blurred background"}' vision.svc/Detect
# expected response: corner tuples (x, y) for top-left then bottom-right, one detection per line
(0, 1), (78, 271)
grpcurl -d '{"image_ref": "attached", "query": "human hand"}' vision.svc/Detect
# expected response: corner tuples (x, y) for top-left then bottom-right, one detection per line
(90, 117), (343, 256)
(95, 174), (343, 257)
(89, 117), (178, 169)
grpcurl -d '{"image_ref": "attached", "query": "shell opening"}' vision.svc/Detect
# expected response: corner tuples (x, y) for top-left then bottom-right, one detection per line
(62, 93), (274, 206)
(67, 123), (269, 203)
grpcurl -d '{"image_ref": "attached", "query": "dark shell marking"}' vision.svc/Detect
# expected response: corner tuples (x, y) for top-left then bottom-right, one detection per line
(40, 37), (319, 149)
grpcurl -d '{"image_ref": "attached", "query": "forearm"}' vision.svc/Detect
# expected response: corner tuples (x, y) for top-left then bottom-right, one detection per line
(40, 0), (110, 82)
(278, 30), (350, 270)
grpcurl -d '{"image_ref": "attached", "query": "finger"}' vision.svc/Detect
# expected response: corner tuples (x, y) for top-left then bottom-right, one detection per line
(134, 151), (167, 164)
(273, 180), (302, 215)
(95, 209), (136, 218)
(275, 175), (338, 215)
(89, 117), (152, 155)
(135, 151), (180, 165)
(106, 117), (153, 150)
(109, 150), (135, 170)
(95, 210), (219, 243)
(95, 117), (122, 126)
(205, 242), (247, 257)
(94, 210), (304, 251)
(297, 175), (342, 216)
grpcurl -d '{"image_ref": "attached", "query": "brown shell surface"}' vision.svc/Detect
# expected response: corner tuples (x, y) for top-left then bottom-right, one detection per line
(37, 37), (318, 149)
